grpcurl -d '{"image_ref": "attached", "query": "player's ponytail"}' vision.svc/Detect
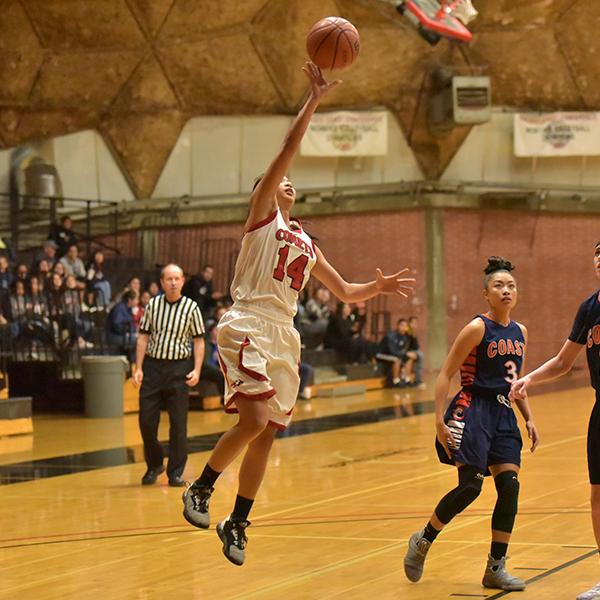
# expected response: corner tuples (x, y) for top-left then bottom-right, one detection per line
(483, 256), (515, 287)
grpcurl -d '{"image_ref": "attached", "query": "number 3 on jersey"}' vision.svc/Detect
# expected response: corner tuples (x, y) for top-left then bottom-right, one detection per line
(504, 360), (518, 384)
(273, 245), (308, 291)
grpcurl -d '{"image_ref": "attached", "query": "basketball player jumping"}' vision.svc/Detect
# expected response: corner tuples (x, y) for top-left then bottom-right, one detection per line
(404, 257), (539, 591)
(181, 61), (415, 566)
(511, 241), (600, 600)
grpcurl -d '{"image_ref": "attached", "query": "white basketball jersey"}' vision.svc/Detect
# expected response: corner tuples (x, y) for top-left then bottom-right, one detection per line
(230, 208), (317, 319)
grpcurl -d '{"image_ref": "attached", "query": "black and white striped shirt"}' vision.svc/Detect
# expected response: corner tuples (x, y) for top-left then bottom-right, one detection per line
(139, 294), (204, 360)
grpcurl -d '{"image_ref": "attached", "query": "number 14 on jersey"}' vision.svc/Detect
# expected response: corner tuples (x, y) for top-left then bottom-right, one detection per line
(273, 246), (309, 291)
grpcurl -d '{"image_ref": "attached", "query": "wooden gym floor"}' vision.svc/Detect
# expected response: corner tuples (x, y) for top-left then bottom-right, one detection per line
(0, 378), (598, 600)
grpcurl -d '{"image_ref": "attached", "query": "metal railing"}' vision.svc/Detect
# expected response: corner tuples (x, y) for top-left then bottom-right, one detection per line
(0, 193), (120, 255)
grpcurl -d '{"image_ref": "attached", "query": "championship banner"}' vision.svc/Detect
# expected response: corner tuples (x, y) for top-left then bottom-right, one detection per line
(301, 111), (388, 156)
(514, 112), (600, 157)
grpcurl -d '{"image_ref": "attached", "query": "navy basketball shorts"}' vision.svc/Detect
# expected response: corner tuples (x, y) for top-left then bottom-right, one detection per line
(435, 390), (523, 473)
(587, 391), (600, 484)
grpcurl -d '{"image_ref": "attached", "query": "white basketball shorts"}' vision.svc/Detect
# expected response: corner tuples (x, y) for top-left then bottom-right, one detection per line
(216, 304), (301, 430)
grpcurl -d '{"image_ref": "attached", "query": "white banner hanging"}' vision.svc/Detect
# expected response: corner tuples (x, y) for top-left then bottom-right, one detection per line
(514, 112), (600, 157)
(301, 111), (388, 157)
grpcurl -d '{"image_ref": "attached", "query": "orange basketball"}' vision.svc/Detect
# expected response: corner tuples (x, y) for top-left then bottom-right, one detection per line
(306, 17), (360, 70)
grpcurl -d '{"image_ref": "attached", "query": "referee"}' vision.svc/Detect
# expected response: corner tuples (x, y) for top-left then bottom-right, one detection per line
(133, 263), (205, 487)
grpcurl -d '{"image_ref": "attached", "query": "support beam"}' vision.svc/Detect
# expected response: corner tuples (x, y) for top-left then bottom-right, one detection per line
(425, 207), (447, 370)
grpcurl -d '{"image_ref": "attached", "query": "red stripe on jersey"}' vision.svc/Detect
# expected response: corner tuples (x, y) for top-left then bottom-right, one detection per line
(245, 210), (278, 234)
(238, 337), (268, 381)
(268, 420), (287, 431)
(225, 389), (277, 413)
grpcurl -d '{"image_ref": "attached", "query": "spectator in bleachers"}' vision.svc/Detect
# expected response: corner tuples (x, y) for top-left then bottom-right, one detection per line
(325, 301), (376, 364)
(200, 321), (225, 403)
(351, 301), (368, 337)
(34, 259), (51, 289)
(105, 290), (137, 359)
(147, 280), (161, 297)
(0, 306), (9, 350)
(46, 272), (73, 347)
(81, 288), (100, 318)
(0, 255), (13, 298)
(33, 239), (58, 270)
(50, 215), (79, 258)
(9, 280), (28, 339)
(408, 315), (424, 386)
(133, 290), (150, 331)
(204, 302), (229, 331)
(59, 245), (86, 287)
(15, 263), (29, 284)
(379, 318), (418, 387)
(46, 272), (64, 317)
(52, 261), (66, 279)
(183, 264), (223, 319)
(62, 274), (93, 349)
(118, 276), (141, 301)
(86, 250), (112, 306)
(25, 276), (54, 347)
(300, 286), (331, 349)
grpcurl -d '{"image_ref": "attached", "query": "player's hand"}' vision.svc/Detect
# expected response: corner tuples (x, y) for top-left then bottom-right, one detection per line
(186, 369), (200, 387)
(436, 421), (454, 460)
(509, 376), (530, 401)
(132, 368), (143, 387)
(375, 267), (416, 298)
(302, 61), (342, 101)
(526, 420), (539, 452)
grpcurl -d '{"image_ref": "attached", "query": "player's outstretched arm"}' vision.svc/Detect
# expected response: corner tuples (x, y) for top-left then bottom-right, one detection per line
(245, 62), (341, 231)
(311, 246), (415, 303)
(435, 319), (485, 459)
(510, 339), (583, 401)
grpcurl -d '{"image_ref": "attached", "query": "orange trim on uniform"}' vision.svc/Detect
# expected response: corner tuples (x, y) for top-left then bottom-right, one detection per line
(245, 210), (278, 234)
(460, 346), (477, 387)
(238, 337), (268, 381)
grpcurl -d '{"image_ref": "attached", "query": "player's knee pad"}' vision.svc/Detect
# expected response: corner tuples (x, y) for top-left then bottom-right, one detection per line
(435, 466), (484, 524)
(491, 470), (520, 533)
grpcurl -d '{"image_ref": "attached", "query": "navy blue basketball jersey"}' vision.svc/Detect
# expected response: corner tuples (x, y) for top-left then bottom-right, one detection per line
(460, 314), (526, 396)
(569, 290), (600, 391)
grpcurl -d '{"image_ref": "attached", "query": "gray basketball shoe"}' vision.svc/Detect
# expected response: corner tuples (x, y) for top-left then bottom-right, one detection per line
(217, 516), (250, 566)
(403, 529), (432, 582)
(182, 484), (213, 529)
(577, 582), (600, 600)
(482, 555), (526, 591)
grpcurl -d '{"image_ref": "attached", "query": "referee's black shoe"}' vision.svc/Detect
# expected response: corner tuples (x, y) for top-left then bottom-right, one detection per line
(168, 476), (186, 487)
(141, 465), (165, 485)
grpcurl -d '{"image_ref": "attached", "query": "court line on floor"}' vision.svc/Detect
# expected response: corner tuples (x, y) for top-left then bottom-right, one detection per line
(0, 528), (195, 550)
(2, 435), (588, 550)
(2, 507), (594, 551)
(230, 506), (533, 598)
(252, 433), (587, 524)
(0, 399), (438, 485)
(229, 468), (592, 598)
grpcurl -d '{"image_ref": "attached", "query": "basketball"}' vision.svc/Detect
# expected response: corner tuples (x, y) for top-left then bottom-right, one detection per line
(306, 17), (360, 70)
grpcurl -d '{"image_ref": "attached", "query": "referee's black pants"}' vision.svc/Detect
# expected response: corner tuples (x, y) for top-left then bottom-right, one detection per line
(139, 356), (192, 479)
